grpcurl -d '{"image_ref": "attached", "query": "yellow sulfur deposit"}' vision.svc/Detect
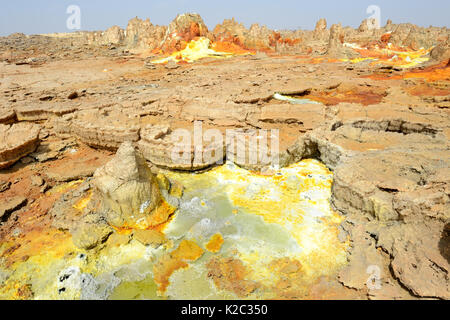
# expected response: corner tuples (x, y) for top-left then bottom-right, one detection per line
(342, 42), (432, 68)
(151, 37), (252, 64)
(0, 159), (349, 300)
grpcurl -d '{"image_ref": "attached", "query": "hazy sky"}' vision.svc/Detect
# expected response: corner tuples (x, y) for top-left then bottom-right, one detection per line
(1, 0), (449, 36)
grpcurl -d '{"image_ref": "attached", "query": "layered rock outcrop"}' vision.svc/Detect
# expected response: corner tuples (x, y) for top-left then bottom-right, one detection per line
(54, 108), (140, 150)
(284, 102), (450, 299)
(138, 124), (225, 171)
(14, 103), (78, 121)
(0, 109), (16, 125)
(0, 122), (40, 169)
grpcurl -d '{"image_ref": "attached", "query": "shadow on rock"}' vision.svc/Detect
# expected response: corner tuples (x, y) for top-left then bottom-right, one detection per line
(439, 223), (450, 264)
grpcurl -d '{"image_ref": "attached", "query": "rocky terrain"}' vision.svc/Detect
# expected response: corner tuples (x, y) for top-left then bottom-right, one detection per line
(0, 13), (449, 300)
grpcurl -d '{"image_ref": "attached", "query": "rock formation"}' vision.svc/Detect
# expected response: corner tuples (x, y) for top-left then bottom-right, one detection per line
(0, 122), (40, 169)
(159, 13), (210, 53)
(313, 18), (328, 40)
(402, 26), (435, 50)
(429, 37), (450, 64)
(14, 103), (77, 121)
(54, 107), (141, 150)
(93, 141), (168, 229)
(125, 17), (166, 50)
(0, 109), (16, 125)
(71, 213), (113, 250)
(358, 18), (378, 33)
(326, 23), (345, 58)
(102, 25), (125, 45)
(213, 18), (303, 52)
(138, 124), (225, 171)
(284, 102), (450, 299)
(213, 18), (248, 48)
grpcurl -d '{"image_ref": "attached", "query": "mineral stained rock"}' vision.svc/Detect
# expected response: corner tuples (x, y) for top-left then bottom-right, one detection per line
(93, 141), (167, 229)
(133, 229), (166, 247)
(159, 13), (210, 53)
(14, 103), (78, 121)
(0, 109), (16, 125)
(0, 196), (27, 222)
(138, 124), (225, 171)
(0, 122), (40, 169)
(71, 213), (113, 250)
(55, 108), (141, 150)
(212, 18), (303, 52)
(285, 104), (450, 299)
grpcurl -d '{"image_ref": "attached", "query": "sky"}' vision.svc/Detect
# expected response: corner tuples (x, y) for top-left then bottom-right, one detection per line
(0, 0), (449, 36)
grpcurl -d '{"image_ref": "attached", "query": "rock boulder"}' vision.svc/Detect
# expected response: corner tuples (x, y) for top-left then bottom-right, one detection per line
(0, 123), (40, 169)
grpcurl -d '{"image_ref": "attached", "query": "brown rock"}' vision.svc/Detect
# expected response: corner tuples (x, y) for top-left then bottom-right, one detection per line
(377, 222), (449, 299)
(57, 108), (140, 150)
(44, 158), (103, 182)
(49, 182), (93, 231)
(213, 18), (249, 48)
(14, 103), (77, 121)
(0, 196), (27, 222)
(30, 175), (44, 187)
(402, 26), (435, 50)
(326, 23), (357, 59)
(0, 122), (40, 169)
(0, 109), (16, 125)
(67, 92), (78, 100)
(326, 24), (345, 58)
(138, 124), (224, 171)
(169, 180), (184, 198)
(0, 180), (11, 192)
(106, 232), (132, 247)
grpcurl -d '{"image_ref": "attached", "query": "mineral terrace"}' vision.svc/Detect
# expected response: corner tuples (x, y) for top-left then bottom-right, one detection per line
(0, 14), (449, 300)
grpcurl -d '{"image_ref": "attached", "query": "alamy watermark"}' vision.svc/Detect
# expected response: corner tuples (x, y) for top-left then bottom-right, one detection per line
(170, 121), (280, 169)
(366, 5), (381, 30)
(366, 265), (382, 290)
(66, 5), (81, 30)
